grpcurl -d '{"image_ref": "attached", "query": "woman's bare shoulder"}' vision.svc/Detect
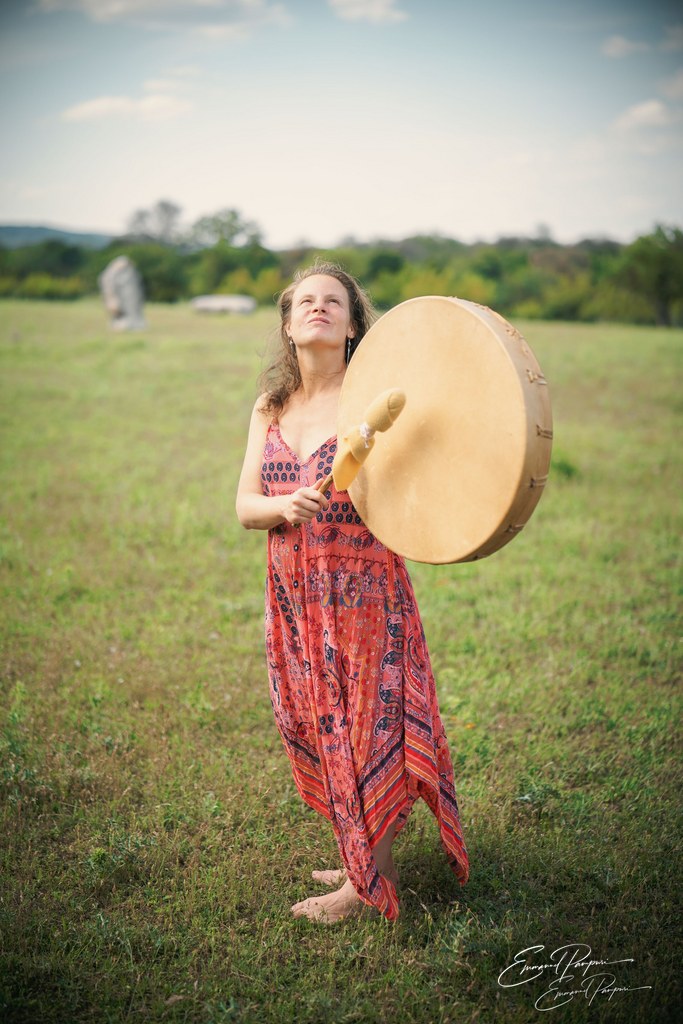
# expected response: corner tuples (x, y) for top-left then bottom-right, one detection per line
(253, 392), (273, 421)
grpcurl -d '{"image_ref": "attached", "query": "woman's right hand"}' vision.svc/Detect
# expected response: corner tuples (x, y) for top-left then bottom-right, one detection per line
(236, 397), (331, 531)
(283, 486), (329, 527)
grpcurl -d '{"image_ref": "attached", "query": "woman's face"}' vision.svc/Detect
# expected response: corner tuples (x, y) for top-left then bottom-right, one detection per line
(286, 274), (355, 355)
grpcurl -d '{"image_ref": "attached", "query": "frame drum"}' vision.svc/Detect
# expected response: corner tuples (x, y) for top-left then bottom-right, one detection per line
(338, 296), (552, 563)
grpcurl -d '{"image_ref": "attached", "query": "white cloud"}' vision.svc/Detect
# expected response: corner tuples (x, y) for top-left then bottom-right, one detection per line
(661, 25), (683, 52)
(168, 65), (202, 77)
(142, 64), (207, 95)
(611, 100), (681, 154)
(660, 69), (683, 101)
(601, 34), (649, 58)
(328, 0), (407, 24)
(38, 0), (289, 36)
(143, 78), (178, 92)
(194, 21), (254, 39)
(62, 93), (193, 121)
(613, 99), (671, 132)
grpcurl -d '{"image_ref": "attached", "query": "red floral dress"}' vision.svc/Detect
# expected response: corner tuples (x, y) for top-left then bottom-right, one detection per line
(262, 422), (469, 920)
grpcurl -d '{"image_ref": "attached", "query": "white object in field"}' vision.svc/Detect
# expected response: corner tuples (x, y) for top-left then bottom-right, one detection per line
(191, 294), (256, 314)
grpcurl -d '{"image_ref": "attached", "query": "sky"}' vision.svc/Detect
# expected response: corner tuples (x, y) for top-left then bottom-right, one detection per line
(0, 0), (682, 249)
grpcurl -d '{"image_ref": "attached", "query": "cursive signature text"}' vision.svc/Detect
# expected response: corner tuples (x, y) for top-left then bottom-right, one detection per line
(498, 944), (652, 1011)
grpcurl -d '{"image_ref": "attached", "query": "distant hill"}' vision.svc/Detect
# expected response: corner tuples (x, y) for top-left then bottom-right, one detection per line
(0, 224), (114, 249)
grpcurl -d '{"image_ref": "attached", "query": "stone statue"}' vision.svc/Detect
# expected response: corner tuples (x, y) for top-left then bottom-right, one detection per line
(98, 255), (145, 330)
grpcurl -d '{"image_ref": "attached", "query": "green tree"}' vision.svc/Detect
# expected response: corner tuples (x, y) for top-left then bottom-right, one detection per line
(239, 242), (278, 277)
(617, 225), (683, 326)
(450, 271), (497, 307)
(313, 247), (369, 281)
(251, 266), (286, 305)
(127, 199), (183, 244)
(538, 272), (593, 321)
(399, 266), (455, 301)
(366, 248), (404, 280)
(470, 246), (504, 282)
(5, 239), (86, 279)
(187, 243), (243, 295)
(218, 267), (255, 296)
(188, 208), (261, 248)
(580, 282), (654, 324)
(368, 271), (403, 309)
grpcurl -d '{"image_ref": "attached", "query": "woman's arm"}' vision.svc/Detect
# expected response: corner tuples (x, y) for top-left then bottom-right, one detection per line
(235, 396), (329, 531)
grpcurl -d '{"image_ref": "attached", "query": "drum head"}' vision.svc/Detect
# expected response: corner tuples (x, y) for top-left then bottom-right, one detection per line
(338, 296), (552, 563)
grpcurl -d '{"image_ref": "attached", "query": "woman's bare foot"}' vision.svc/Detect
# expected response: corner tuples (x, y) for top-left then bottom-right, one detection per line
(311, 865), (399, 888)
(291, 878), (365, 923)
(311, 868), (346, 887)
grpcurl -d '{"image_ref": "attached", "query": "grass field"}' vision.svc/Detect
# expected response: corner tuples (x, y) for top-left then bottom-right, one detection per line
(1, 298), (681, 1024)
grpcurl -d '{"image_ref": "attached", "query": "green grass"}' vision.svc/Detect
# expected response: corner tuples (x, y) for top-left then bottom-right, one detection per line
(1, 299), (681, 1023)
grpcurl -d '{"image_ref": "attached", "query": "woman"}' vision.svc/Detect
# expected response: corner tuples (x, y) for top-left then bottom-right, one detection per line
(236, 261), (468, 923)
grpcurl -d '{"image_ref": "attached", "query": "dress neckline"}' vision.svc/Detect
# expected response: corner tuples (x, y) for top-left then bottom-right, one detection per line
(274, 422), (336, 465)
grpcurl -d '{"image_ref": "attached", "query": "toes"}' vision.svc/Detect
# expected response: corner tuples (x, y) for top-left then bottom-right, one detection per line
(292, 898), (329, 922)
(291, 880), (364, 924)
(311, 869), (346, 886)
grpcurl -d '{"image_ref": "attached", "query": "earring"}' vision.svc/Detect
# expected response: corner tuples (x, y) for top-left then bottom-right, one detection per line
(288, 336), (296, 354)
(345, 337), (352, 364)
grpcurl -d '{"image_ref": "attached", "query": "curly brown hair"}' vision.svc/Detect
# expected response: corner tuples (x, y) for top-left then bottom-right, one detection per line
(259, 260), (376, 417)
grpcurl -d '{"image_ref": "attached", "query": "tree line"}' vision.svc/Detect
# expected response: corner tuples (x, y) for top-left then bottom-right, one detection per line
(1, 201), (681, 326)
